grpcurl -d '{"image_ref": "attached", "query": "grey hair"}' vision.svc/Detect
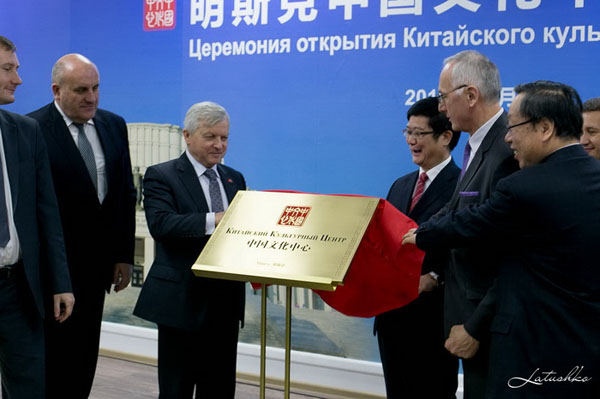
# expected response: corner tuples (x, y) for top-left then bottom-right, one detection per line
(443, 50), (501, 104)
(583, 97), (600, 113)
(184, 101), (229, 133)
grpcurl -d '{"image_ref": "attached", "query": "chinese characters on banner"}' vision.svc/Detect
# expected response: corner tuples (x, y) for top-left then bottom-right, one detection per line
(188, 0), (586, 28)
(144, 0), (176, 31)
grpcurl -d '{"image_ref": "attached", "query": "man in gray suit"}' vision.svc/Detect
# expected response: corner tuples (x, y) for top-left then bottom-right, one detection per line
(134, 102), (246, 398)
(435, 50), (518, 398)
(0, 35), (74, 399)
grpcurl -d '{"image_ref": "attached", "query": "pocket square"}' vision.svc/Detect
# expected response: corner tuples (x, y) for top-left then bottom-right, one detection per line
(459, 191), (479, 197)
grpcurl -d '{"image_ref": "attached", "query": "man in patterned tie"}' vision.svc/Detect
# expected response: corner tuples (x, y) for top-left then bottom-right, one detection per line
(28, 53), (136, 399)
(134, 102), (247, 399)
(374, 96), (461, 398)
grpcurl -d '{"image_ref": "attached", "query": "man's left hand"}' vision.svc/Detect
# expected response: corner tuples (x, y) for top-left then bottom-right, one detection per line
(418, 274), (438, 294)
(53, 293), (75, 323)
(112, 263), (132, 292)
(445, 324), (480, 359)
(402, 228), (417, 245)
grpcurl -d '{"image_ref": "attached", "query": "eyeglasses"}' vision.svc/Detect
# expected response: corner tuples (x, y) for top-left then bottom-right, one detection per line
(507, 118), (534, 130)
(403, 129), (435, 139)
(437, 84), (468, 105)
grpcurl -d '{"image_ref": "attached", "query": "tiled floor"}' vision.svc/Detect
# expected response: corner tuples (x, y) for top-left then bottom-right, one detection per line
(90, 356), (334, 399)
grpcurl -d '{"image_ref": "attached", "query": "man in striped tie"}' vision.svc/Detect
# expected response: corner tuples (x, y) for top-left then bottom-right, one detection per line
(374, 96), (461, 398)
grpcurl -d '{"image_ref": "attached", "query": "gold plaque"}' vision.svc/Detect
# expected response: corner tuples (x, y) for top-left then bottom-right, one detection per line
(192, 191), (379, 291)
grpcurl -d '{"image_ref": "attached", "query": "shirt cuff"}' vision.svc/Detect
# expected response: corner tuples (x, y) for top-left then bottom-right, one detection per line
(205, 213), (216, 234)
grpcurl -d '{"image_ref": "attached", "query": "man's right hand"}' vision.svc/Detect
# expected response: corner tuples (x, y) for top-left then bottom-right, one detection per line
(215, 211), (225, 226)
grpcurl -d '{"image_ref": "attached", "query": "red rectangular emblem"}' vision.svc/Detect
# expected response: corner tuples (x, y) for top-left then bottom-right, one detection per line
(277, 206), (311, 227)
(144, 0), (176, 31)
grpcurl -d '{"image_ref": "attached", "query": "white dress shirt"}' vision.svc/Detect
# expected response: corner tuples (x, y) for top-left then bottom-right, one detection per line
(185, 150), (228, 235)
(416, 155), (453, 196)
(0, 125), (21, 265)
(464, 108), (504, 170)
(54, 101), (107, 203)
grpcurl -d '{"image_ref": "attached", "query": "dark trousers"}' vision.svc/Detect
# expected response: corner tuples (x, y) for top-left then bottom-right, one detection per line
(462, 340), (489, 399)
(376, 290), (458, 399)
(0, 271), (45, 399)
(45, 282), (105, 399)
(157, 319), (240, 399)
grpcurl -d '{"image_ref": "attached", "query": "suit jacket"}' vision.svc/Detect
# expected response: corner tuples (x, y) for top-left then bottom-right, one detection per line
(431, 112), (518, 339)
(374, 159), (460, 331)
(27, 103), (136, 291)
(134, 154), (246, 331)
(0, 109), (71, 316)
(417, 145), (600, 398)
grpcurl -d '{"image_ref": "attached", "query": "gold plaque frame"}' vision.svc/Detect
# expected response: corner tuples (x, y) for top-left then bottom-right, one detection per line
(192, 191), (378, 399)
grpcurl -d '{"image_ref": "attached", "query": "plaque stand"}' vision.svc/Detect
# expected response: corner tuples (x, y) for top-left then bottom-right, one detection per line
(192, 191), (379, 398)
(258, 284), (298, 399)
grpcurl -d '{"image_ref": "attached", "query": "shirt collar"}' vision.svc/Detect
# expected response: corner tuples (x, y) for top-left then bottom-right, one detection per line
(185, 149), (219, 178)
(468, 108), (504, 156)
(420, 155), (452, 182)
(54, 101), (95, 127)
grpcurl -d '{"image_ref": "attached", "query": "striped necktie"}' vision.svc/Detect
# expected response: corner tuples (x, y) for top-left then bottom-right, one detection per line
(409, 172), (428, 212)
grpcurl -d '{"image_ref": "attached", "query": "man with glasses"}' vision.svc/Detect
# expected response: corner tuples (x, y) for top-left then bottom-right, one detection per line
(404, 80), (599, 398)
(434, 50), (518, 398)
(374, 97), (460, 398)
(581, 97), (600, 160)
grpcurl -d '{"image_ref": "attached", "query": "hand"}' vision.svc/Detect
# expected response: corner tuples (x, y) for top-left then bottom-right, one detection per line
(445, 324), (480, 359)
(53, 293), (75, 323)
(418, 274), (438, 294)
(215, 211), (225, 226)
(402, 228), (417, 245)
(112, 263), (132, 292)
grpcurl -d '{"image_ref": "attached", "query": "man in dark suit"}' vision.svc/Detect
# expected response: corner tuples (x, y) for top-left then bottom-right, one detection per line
(581, 97), (600, 160)
(134, 102), (246, 398)
(434, 50), (519, 397)
(374, 97), (460, 398)
(404, 81), (599, 398)
(28, 53), (136, 399)
(0, 35), (74, 398)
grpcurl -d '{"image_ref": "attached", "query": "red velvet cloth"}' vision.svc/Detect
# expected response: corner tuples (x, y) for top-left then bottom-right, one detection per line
(315, 197), (423, 317)
(251, 192), (424, 317)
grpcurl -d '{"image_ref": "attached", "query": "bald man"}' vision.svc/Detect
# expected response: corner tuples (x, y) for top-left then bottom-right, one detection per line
(28, 54), (136, 399)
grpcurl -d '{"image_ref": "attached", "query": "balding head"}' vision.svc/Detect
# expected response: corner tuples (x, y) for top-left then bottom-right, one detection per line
(51, 54), (100, 123)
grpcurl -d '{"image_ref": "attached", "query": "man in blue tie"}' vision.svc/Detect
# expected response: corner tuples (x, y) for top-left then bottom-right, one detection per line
(134, 102), (247, 398)
(0, 35), (74, 399)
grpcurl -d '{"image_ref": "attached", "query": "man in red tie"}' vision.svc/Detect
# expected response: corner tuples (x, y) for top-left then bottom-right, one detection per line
(374, 96), (461, 398)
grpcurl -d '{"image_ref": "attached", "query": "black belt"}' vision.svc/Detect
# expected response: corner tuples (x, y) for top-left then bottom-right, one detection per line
(0, 260), (23, 280)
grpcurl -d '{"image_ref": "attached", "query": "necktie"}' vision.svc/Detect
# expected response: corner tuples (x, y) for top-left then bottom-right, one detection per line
(409, 172), (428, 212)
(204, 168), (224, 213)
(73, 123), (98, 192)
(0, 152), (10, 247)
(460, 141), (472, 178)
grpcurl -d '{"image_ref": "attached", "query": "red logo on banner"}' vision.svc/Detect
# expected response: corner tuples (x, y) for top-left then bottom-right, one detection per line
(144, 0), (176, 31)
(277, 206), (311, 227)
